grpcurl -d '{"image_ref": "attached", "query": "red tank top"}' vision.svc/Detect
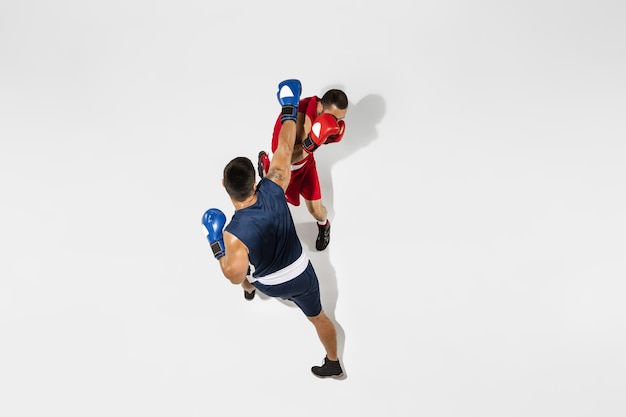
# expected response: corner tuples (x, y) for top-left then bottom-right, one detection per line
(271, 96), (319, 153)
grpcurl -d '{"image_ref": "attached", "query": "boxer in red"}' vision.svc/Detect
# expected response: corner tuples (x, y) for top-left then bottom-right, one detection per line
(258, 88), (348, 251)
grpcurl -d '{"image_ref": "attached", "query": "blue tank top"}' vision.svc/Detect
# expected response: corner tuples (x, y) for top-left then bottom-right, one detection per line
(225, 178), (303, 278)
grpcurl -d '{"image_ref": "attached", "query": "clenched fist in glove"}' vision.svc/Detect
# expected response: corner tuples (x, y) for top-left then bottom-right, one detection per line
(302, 113), (341, 153)
(202, 208), (226, 259)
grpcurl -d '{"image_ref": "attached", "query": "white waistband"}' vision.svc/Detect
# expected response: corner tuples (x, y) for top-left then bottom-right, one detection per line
(291, 160), (307, 171)
(254, 250), (309, 286)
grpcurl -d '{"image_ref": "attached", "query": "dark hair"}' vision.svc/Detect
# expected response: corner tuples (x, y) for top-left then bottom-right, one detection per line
(223, 156), (255, 202)
(320, 89), (348, 110)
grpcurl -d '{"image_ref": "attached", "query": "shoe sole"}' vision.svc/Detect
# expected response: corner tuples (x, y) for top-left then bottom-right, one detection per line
(311, 372), (345, 380)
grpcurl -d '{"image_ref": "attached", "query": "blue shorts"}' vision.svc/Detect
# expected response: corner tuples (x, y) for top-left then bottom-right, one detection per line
(253, 261), (322, 317)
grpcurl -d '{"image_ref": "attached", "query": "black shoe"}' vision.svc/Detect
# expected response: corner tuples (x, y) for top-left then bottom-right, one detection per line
(315, 220), (331, 251)
(257, 151), (268, 178)
(244, 289), (255, 300)
(311, 356), (343, 379)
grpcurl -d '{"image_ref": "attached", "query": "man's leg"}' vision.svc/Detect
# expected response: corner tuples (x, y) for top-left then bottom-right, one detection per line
(241, 268), (256, 300)
(307, 310), (343, 378)
(305, 198), (330, 251)
(241, 280), (256, 300)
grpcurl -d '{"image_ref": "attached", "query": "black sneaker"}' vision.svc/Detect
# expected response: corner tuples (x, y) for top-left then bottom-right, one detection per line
(315, 220), (331, 251)
(244, 289), (256, 301)
(311, 356), (343, 379)
(257, 151), (268, 178)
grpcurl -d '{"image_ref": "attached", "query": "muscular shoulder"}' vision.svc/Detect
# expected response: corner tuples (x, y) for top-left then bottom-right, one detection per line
(256, 177), (284, 198)
(298, 96), (319, 119)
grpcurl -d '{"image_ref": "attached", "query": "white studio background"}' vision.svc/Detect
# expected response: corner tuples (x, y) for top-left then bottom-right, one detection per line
(1, 1), (625, 416)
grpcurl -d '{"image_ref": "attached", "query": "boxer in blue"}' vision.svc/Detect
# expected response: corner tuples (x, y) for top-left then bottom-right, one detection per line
(202, 79), (344, 379)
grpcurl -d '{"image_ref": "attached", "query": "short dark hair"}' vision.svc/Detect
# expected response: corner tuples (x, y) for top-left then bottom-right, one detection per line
(320, 89), (348, 111)
(223, 156), (255, 202)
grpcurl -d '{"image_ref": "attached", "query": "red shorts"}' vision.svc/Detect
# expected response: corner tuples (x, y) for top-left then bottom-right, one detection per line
(285, 155), (321, 206)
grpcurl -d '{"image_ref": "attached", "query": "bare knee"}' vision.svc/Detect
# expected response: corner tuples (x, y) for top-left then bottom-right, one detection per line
(307, 310), (330, 325)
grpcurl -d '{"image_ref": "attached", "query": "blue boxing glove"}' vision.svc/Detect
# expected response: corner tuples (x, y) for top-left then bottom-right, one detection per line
(202, 208), (226, 259)
(277, 79), (302, 123)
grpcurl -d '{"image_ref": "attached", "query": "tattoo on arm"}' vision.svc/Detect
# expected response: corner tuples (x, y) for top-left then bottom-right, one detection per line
(266, 169), (288, 182)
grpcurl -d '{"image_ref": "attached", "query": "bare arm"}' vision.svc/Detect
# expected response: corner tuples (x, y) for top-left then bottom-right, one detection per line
(301, 112), (312, 140)
(265, 117), (298, 192)
(218, 231), (250, 285)
(267, 79), (302, 191)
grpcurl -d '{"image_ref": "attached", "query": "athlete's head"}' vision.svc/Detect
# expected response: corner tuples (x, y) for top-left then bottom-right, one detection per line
(223, 156), (255, 202)
(318, 89), (348, 121)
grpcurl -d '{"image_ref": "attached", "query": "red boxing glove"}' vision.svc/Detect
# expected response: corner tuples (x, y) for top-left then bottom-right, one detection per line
(324, 119), (345, 144)
(302, 113), (340, 153)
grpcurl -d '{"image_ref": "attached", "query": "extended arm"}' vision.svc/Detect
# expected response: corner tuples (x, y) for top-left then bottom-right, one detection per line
(266, 79), (302, 192)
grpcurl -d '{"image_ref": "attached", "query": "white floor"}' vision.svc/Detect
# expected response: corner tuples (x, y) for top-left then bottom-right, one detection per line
(1, 1), (625, 416)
